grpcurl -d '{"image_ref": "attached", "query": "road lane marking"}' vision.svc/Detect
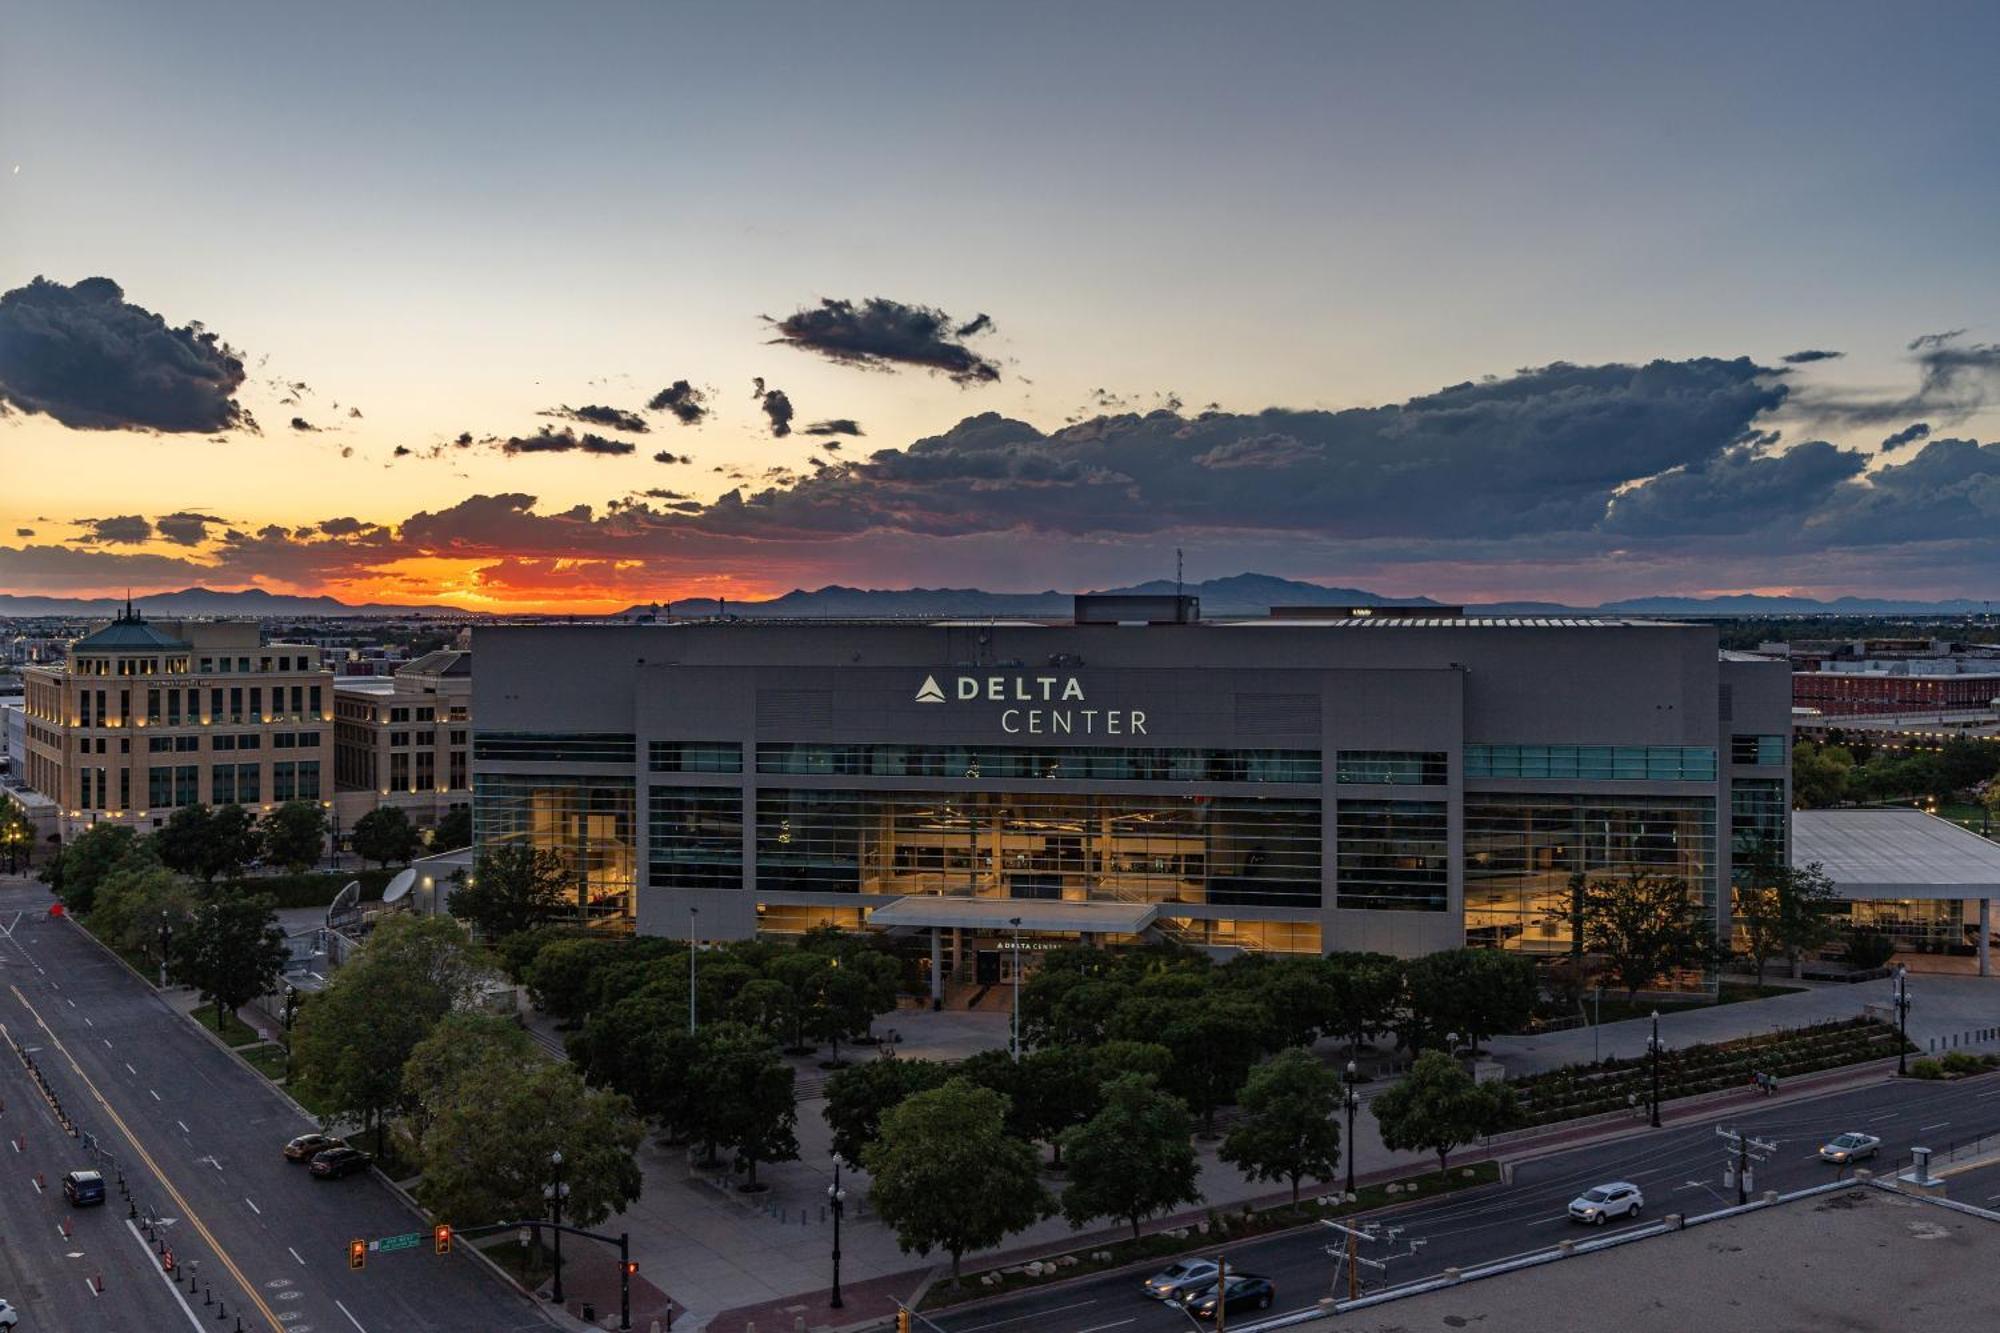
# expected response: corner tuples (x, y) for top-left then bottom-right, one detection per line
(245, 1196), (260, 1214)
(1919, 1122), (1951, 1132)
(102, 1038), (111, 1048)
(124, 1062), (136, 1075)
(150, 1089), (161, 1101)
(177, 1120), (189, 1134)
(951, 1300), (1098, 1332)
(1868, 1112), (1898, 1122)
(13, 985), (286, 1332)
(335, 1298), (368, 1331)
(1073, 1321), (1136, 1333)
(83, 1016), (92, 1027)
(124, 1217), (209, 1332)
(1976, 1090), (2000, 1100)
(288, 1245), (304, 1265)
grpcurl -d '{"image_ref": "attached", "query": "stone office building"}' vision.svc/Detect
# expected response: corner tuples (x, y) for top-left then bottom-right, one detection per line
(471, 598), (1790, 988)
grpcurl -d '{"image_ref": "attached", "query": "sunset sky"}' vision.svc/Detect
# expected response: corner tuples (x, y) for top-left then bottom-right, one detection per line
(3, 1), (1999, 612)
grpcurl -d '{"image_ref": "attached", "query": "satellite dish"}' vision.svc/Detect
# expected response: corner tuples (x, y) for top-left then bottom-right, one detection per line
(382, 868), (417, 905)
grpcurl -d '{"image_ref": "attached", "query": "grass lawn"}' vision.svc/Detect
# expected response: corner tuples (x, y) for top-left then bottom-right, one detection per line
(239, 1042), (290, 1081)
(922, 1161), (1501, 1309)
(190, 1004), (265, 1047)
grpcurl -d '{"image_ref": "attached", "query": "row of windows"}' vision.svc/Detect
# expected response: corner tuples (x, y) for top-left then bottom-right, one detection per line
(473, 733), (637, 764)
(473, 774), (637, 922)
(147, 731), (320, 753)
(1333, 751), (1447, 786)
(1729, 778), (1787, 883)
(74, 685), (325, 726)
(1464, 745), (1718, 782)
(1730, 734), (1786, 767)
(752, 743), (1322, 784)
(1335, 800), (1449, 910)
(649, 741), (745, 774)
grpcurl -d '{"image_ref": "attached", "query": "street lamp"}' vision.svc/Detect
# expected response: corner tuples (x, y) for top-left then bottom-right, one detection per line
(1647, 1010), (1663, 1128)
(1894, 964), (1910, 1076)
(545, 1149), (570, 1306)
(1342, 1060), (1360, 1198)
(827, 1155), (847, 1309)
(1008, 916), (1023, 1061)
(158, 910), (173, 989)
(688, 906), (700, 1034)
(282, 983), (299, 1032)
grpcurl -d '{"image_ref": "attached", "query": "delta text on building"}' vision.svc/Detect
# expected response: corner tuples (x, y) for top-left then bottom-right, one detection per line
(471, 596), (1791, 987)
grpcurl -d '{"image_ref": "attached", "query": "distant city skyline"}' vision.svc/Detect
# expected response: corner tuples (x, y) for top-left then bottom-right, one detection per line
(3, 1), (1999, 613)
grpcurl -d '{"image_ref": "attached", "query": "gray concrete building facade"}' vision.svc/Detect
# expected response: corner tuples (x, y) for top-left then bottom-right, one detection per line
(472, 604), (1790, 980)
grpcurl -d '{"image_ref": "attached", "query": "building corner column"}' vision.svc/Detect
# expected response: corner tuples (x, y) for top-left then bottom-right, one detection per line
(1980, 897), (1991, 979)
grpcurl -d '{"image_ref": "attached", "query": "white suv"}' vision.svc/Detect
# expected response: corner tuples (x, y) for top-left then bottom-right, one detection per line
(1568, 1181), (1643, 1225)
(0, 1296), (17, 1328)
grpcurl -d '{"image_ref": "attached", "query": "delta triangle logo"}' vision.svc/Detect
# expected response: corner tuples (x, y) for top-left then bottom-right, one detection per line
(914, 675), (947, 703)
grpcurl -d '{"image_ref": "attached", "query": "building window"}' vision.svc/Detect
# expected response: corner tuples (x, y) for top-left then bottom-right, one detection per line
(1730, 734), (1786, 767)
(149, 767), (173, 809)
(1464, 745), (1717, 782)
(473, 732), (637, 764)
(297, 760), (320, 801)
(1335, 751), (1447, 786)
(752, 743), (1320, 784)
(1336, 800), (1449, 910)
(1729, 778), (1787, 880)
(647, 787), (743, 888)
(474, 774), (637, 922)
(390, 753), (409, 790)
(237, 764), (260, 804)
(648, 741), (745, 774)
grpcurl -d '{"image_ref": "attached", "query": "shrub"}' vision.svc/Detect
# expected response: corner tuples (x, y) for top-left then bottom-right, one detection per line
(1941, 1051), (1982, 1075)
(1843, 930), (1896, 970)
(1908, 1058), (1945, 1080)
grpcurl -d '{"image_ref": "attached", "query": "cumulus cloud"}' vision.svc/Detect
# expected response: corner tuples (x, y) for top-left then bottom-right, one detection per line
(498, 426), (635, 457)
(802, 419), (864, 437)
(1798, 330), (2000, 427)
(290, 416), (321, 432)
(1881, 422), (1932, 451)
(15, 528), (34, 538)
(155, 511), (228, 546)
(72, 514), (154, 545)
(1782, 349), (1843, 364)
(539, 403), (649, 434)
(770, 296), (1001, 384)
(0, 276), (250, 432)
(752, 378), (794, 437)
(653, 450), (692, 465)
(645, 380), (709, 426)
(1194, 433), (1323, 470)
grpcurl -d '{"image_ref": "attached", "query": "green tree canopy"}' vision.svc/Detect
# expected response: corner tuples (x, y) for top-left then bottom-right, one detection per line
(1580, 872), (1716, 999)
(172, 891), (287, 1030)
(42, 822), (149, 914)
(1059, 1072), (1201, 1239)
(261, 800), (328, 873)
(452, 844), (573, 941)
(1220, 1047), (1344, 1204)
(822, 1057), (953, 1164)
(568, 992), (707, 1141)
(864, 1078), (1051, 1284)
(1403, 948), (1536, 1053)
(1734, 856), (1842, 986)
(351, 806), (423, 869)
(430, 804), (473, 852)
(403, 1011), (536, 1148)
(1323, 952), (1405, 1053)
(1791, 741), (1853, 809)
(88, 862), (194, 966)
(154, 804), (261, 883)
(690, 1022), (798, 1188)
(1371, 1049), (1518, 1178)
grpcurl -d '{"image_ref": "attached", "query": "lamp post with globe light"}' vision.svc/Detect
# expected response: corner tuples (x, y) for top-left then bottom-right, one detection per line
(828, 1155), (848, 1308)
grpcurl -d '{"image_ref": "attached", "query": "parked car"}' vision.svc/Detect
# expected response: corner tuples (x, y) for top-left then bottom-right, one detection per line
(1568, 1181), (1643, 1224)
(1144, 1258), (1221, 1302)
(61, 1169), (106, 1207)
(1819, 1132), (1881, 1164)
(0, 1296), (17, 1328)
(284, 1133), (346, 1162)
(1185, 1275), (1274, 1319)
(308, 1147), (372, 1179)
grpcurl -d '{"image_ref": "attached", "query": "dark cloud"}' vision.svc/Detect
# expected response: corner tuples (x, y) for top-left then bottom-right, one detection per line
(769, 297), (1002, 384)
(155, 511), (228, 546)
(641, 489), (689, 501)
(1909, 329), (1967, 351)
(14, 528), (33, 538)
(802, 419), (864, 437)
(348, 406), (363, 418)
(290, 416), (321, 432)
(393, 445), (413, 458)
(0, 276), (250, 432)
(954, 313), (994, 338)
(1794, 330), (2000, 427)
(653, 450), (692, 465)
(1602, 442), (1865, 536)
(498, 426), (636, 457)
(72, 514), (154, 545)
(752, 378), (794, 437)
(820, 440), (843, 452)
(538, 403), (649, 434)
(645, 380), (709, 426)
(1781, 349), (1843, 364)
(1193, 433), (1323, 470)
(318, 516), (367, 536)
(1881, 422), (1932, 451)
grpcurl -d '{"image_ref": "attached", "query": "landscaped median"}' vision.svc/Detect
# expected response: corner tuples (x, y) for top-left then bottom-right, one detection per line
(919, 1161), (1500, 1310)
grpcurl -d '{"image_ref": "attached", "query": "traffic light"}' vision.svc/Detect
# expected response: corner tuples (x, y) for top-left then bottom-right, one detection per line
(348, 1238), (367, 1270)
(434, 1224), (453, 1255)
(896, 1308), (912, 1333)
(623, 1261), (638, 1277)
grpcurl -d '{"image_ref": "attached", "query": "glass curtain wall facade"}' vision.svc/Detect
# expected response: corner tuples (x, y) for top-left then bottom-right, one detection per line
(1462, 793), (1716, 954)
(474, 773), (637, 921)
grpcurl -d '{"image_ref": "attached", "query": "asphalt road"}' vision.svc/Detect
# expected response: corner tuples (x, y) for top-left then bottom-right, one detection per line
(0, 883), (557, 1333)
(926, 1068), (2000, 1333)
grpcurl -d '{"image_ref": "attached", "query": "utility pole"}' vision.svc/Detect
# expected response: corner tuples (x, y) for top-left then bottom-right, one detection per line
(1213, 1256), (1227, 1333)
(1342, 1061), (1360, 1198)
(1716, 1125), (1776, 1205)
(1647, 1010), (1663, 1128)
(1320, 1219), (1422, 1303)
(1893, 964), (1910, 1076)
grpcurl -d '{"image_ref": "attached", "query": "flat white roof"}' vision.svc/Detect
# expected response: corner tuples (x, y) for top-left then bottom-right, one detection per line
(864, 896), (1159, 934)
(1793, 808), (2000, 899)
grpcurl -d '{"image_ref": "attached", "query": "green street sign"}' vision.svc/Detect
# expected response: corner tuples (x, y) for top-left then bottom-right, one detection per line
(375, 1232), (423, 1253)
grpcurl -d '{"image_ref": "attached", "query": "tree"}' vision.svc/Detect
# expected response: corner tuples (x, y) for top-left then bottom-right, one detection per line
(1372, 1049), (1517, 1179)
(1791, 741), (1853, 809)
(261, 801), (328, 872)
(523, 934), (631, 1023)
(569, 992), (707, 1141)
(87, 862), (194, 966)
(0, 794), (34, 873)
(431, 804), (473, 851)
(690, 1023), (798, 1189)
(1579, 872), (1716, 999)
(1234, 957), (1337, 1050)
(728, 976), (800, 1040)
(351, 807), (422, 869)
(290, 915), (492, 1154)
(1323, 953), (1404, 1054)
(1735, 857), (1841, 986)
(153, 806), (218, 881)
(412, 1055), (643, 1232)
(402, 1011), (535, 1149)
(1011, 1046), (1101, 1166)
(451, 845), (572, 940)
(1142, 992), (1272, 1134)
(154, 804), (260, 883)
(1059, 1073), (1201, 1239)
(1403, 949), (1536, 1053)
(822, 1057), (952, 1163)
(173, 891), (287, 1031)
(808, 965), (885, 1067)
(864, 1079), (1050, 1285)
(1220, 1048), (1343, 1205)
(42, 823), (147, 914)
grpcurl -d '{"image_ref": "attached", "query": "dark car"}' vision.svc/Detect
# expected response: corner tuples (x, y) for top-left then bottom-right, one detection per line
(61, 1169), (106, 1207)
(308, 1147), (372, 1179)
(284, 1133), (346, 1163)
(1186, 1275), (1274, 1320)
